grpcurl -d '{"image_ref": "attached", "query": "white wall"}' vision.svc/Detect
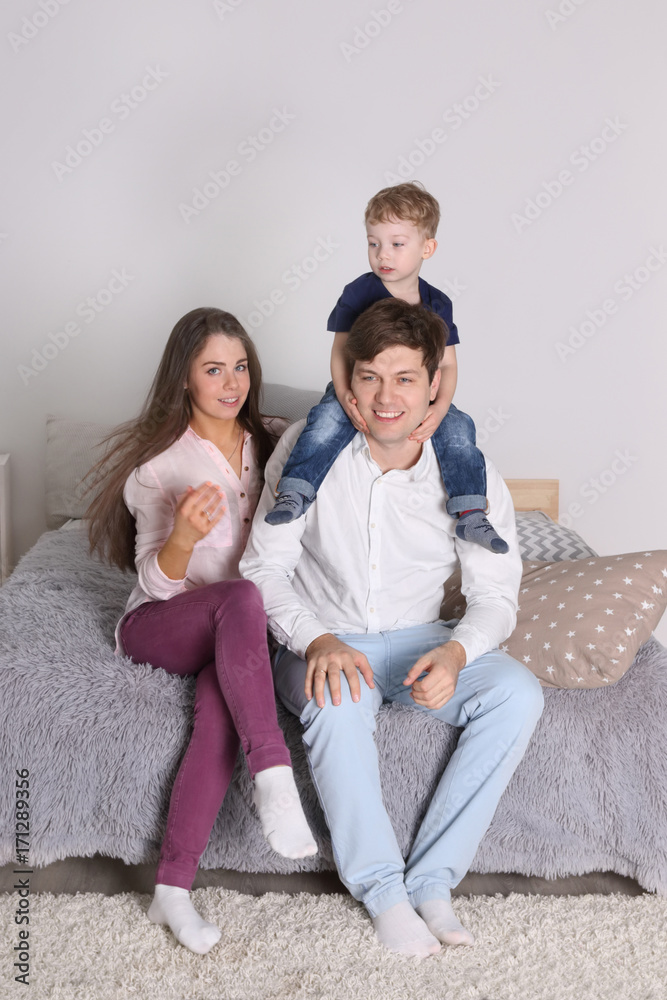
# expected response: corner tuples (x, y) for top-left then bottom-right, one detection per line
(1, 0), (666, 636)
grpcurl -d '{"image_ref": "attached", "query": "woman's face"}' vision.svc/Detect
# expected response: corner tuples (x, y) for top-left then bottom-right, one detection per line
(186, 334), (251, 425)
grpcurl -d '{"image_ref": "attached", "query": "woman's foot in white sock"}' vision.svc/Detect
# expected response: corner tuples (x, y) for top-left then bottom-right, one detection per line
(148, 884), (221, 954)
(253, 765), (318, 859)
(372, 901), (441, 958)
(415, 899), (475, 946)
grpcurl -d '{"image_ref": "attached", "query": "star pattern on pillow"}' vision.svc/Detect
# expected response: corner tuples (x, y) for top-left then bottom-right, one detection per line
(441, 550), (667, 688)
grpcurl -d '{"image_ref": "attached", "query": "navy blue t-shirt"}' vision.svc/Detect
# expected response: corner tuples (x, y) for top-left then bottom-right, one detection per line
(326, 272), (459, 346)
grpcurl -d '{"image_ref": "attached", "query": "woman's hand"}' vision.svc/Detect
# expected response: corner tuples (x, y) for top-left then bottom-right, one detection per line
(173, 482), (226, 545)
(158, 482), (226, 580)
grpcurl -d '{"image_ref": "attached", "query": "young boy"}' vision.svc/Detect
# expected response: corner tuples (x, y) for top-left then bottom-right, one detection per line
(265, 181), (508, 554)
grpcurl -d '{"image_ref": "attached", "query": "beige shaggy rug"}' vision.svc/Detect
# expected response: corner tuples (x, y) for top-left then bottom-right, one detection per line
(1, 889), (666, 999)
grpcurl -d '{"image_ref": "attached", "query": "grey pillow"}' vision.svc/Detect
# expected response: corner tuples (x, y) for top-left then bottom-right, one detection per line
(45, 383), (323, 529)
(46, 416), (113, 528)
(515, 510), (597, 561)
(260, 383), (322, 424)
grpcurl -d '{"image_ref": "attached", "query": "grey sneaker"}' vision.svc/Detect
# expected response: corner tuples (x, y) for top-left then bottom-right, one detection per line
(455, 510), (509, 553)
(265, 490), (307, 525)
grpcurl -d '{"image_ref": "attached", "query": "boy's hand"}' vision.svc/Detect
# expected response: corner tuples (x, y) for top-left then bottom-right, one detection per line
(408, 406), (448, 443)
(341, 392), (369, 433)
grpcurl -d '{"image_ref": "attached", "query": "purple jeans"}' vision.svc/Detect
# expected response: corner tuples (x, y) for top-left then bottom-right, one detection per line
(120, 578), (291, 889)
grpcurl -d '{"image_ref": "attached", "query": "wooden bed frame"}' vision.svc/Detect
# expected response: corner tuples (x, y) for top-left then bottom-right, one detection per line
(506, 479), (559, 522)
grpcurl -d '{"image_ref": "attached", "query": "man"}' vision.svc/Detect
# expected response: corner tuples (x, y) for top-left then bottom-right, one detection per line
(240, 298), (543, 958)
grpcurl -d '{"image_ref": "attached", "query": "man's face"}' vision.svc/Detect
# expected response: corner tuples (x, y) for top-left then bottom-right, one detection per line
(351, 345), (440, 447)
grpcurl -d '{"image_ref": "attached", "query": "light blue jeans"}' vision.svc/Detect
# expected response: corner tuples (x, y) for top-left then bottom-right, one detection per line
(274, 623), (543, 917)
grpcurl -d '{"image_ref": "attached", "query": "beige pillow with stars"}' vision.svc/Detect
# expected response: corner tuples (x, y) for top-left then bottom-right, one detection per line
(440, 551), (667, 688)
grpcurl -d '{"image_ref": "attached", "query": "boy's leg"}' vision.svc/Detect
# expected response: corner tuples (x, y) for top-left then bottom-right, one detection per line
(266, 383), (357, 524)
(431, 405), (509, 553)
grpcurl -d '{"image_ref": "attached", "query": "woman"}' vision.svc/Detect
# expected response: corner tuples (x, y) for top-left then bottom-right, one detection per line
(87, 307), (316, 955)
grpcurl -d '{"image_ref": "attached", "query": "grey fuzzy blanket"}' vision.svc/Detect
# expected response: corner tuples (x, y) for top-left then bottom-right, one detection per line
(2, 528), (667, 892)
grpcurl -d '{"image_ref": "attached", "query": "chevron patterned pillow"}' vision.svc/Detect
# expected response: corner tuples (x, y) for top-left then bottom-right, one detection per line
(515, 511), (597, 562)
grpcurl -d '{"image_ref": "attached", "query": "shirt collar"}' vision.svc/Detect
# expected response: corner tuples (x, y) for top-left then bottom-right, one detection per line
(185, 424), (252, 446)
(351, 431), (434, 482)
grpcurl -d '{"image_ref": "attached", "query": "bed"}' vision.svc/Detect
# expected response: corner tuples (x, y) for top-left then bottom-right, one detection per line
(1, 382), (667, 897)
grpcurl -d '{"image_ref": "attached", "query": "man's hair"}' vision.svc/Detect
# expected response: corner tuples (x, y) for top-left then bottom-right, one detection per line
(364, 181), (440, 239)
(345, 298), (448, 382)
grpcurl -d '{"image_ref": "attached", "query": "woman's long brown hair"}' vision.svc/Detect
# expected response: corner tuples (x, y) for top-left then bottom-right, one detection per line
(86, 307), (277, 572)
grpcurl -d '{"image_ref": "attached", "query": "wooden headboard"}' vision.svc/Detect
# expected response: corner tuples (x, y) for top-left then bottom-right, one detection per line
(505, 479), (559, 522)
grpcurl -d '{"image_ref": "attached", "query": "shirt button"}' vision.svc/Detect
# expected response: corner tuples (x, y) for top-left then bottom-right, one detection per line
(243, 517), (250, 524)
(244, 466), (249, 472)
(370, 523), (376, 529)
(372, 564), (377, 570)
(369, 607), (375, 613)
(240, 492), (246, 498)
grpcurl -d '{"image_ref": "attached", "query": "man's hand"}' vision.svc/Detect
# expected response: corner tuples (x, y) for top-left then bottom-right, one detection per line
(305, 634), (375, 708)
(403, 640), (466, 710)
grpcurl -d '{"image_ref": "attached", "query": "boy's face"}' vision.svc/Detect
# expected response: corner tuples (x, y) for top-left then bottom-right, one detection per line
(366, 217), (437, 288)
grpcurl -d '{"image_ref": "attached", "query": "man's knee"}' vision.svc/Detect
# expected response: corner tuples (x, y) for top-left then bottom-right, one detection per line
(301, 680), (378, 740)
(495, 655), (544, 725)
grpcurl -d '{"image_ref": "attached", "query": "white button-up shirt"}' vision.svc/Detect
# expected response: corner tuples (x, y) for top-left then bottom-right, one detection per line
(240, 420), (522, 664)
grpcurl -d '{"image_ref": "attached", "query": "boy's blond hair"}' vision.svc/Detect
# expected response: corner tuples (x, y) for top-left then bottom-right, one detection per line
(364, 181), (440, 239)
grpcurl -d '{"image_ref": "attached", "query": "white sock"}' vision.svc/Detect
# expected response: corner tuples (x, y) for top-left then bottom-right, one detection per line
(416, 899), (475, 946)
(148, 884), (221, 954)
(372, 901), (441, 958)
(253, 765), (318, 859)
